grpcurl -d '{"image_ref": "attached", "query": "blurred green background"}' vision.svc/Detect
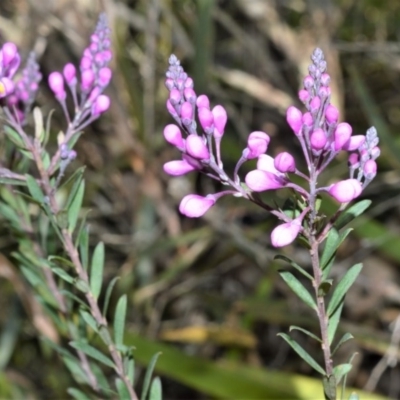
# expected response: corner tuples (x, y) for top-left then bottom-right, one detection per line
(1, 0), (400, 398)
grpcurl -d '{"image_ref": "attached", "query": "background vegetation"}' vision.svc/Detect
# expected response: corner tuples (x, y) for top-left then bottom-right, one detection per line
(0, 0), (400, 398)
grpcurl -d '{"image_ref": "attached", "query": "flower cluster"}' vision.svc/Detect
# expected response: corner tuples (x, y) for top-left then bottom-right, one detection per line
(0, 42), (21, 98)
(48, 13), (112, 126)
(163, 49), (379, 247)
(7, 52), (42, 124)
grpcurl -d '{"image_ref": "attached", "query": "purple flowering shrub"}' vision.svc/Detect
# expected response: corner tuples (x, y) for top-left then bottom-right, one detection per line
(0, 14), (160, 400)
(163, 48), (379, 399)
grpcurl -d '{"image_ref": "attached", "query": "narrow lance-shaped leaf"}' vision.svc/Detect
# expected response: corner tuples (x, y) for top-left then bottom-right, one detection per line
(114, 294), (127, 346)
(334, 199), (371, 230)
(332, 333), (354, 356)
(67, 388), (91, 400)
(103, 276), (120, 317)
(69, 341), (114, 368)
(25, 174), (45, 203)
(279, 271), (316, 310)
(90, 242), (105, 300)
(274, 255), (313, 280)
(277, 333), (325, 375)
(327, 263), (363, 317)
(67, 180), (85, 234)
(141, 352), (162, 400)
(333, 363), (352, 385)
(149, 377), (162, 400)
(328, 301), (344, 346)
(289, 326), (321, 343)
(115, 378), (131, 399)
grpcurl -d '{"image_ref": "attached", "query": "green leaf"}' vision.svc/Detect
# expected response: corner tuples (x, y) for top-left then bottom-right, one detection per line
(50, 267), (75, 284)
(141, 352), (162, 400)
(332, 333), (354, 356)
(277, 333), (325, 375)
(65, 170), (85, 210)
(67, 388), (91, 400)
(274, 255), (313, 280)
(328, 302), (344, 346)
(149, 377), (162, 400)
(114, 294), (127, 347)
(320, 228), (339, 269)
(322, 228), (353, 280)
(67, 180), (85, 234)
(25, 174), (45, 203)
(323, 374), (336, 400)
(80, 309), (99, 333)
(279, 271), (316, 310)
(289, 326), (321, 342)
(0, 177), (26, 186)
(69, 341), (114, 368)
(89, 362), (112, 394)
(115, 378), (131, 399)
(333, 363), (352, 385)
(78, 225), (89, 270)
(124, 355), (135, 384)
(327, 263), (363, 317)
(3, 125), (26, 148)
(335, 200), (371, 230)
(103, 277), (120, 317)
(90, 242), (105, 300)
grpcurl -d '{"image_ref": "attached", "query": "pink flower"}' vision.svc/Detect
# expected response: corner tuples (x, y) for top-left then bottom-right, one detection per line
(212, 105), (227, 137)
(342, 135), (365, 151)
(48, 72), (66, 100)
(198, 107), (214, 132)
(163, 159), (197, 176)
(179, 194), (215, 217)
(245, 170), (286, 191)
(163, 124), (184, 149)
(63, 63), (77, 85)
(196, 94), (210, 109)
(325, 104), (339, 124)
(243, 131), (270, 160)
(274, 152), (296, 173)
(286, 106), (303, 135)
(91, 94), (110, 116)
(334, 122), (352, 151)
(328, 179), (362, 203)
(363, 160), (377, 180)
(186, 135), (210, 160)
(310, 128), (327, 150)
(271, 217), (302, 248)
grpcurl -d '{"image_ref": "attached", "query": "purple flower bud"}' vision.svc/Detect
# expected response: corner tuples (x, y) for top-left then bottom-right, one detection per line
(274, 152), (296, 173)
(98, 67), (112, 87)
(186, 135), (210, 160)
(81, 69), (95, 91)
(212, 105), (227, 136)
(348, 153), (359, 167)
(163, 124), (184, 149)
(363, 159), (377, 179)
(342, 135), (365, 151)
(286, 106), (302, 135)
(302, 112), (313, 127)
(319, 86), (329, 98)
(165, 78), (174, 90)
(270, 217), (302, 248)
(180, 101), (193, 122)
(310, 96), (321, 113)
(184, 77), (194, 88)
(91, 94), (110, 116)
(198, 107), (214, 132)
(60, 144), (69, 159)
(68, 150), (77, 161)
(63, 63), (77, 85)
(196, 94), (210, 109)
(163, 159), (197, 176)
(334, 122), (352, 151)
(298, 89), (309, 103)
(179, 194), (215, 217)
(325, 104), (339, 124)
(321, 73), (330, 86)
(48, 72), (66, 100)
(371, 146), (380, 160)
(2, 42), (18, 66)
(328, 179), (362, 203)
(184, 87), (196, 103)
(244, 131), (270, 160)
(166, 100), (178, 117)
(303, 75), (314, 89)
(245, 170), (286, 192)
(80, 56), (92, 70)
(310, 128), (327, 150)
(257, 154), (282, 176)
